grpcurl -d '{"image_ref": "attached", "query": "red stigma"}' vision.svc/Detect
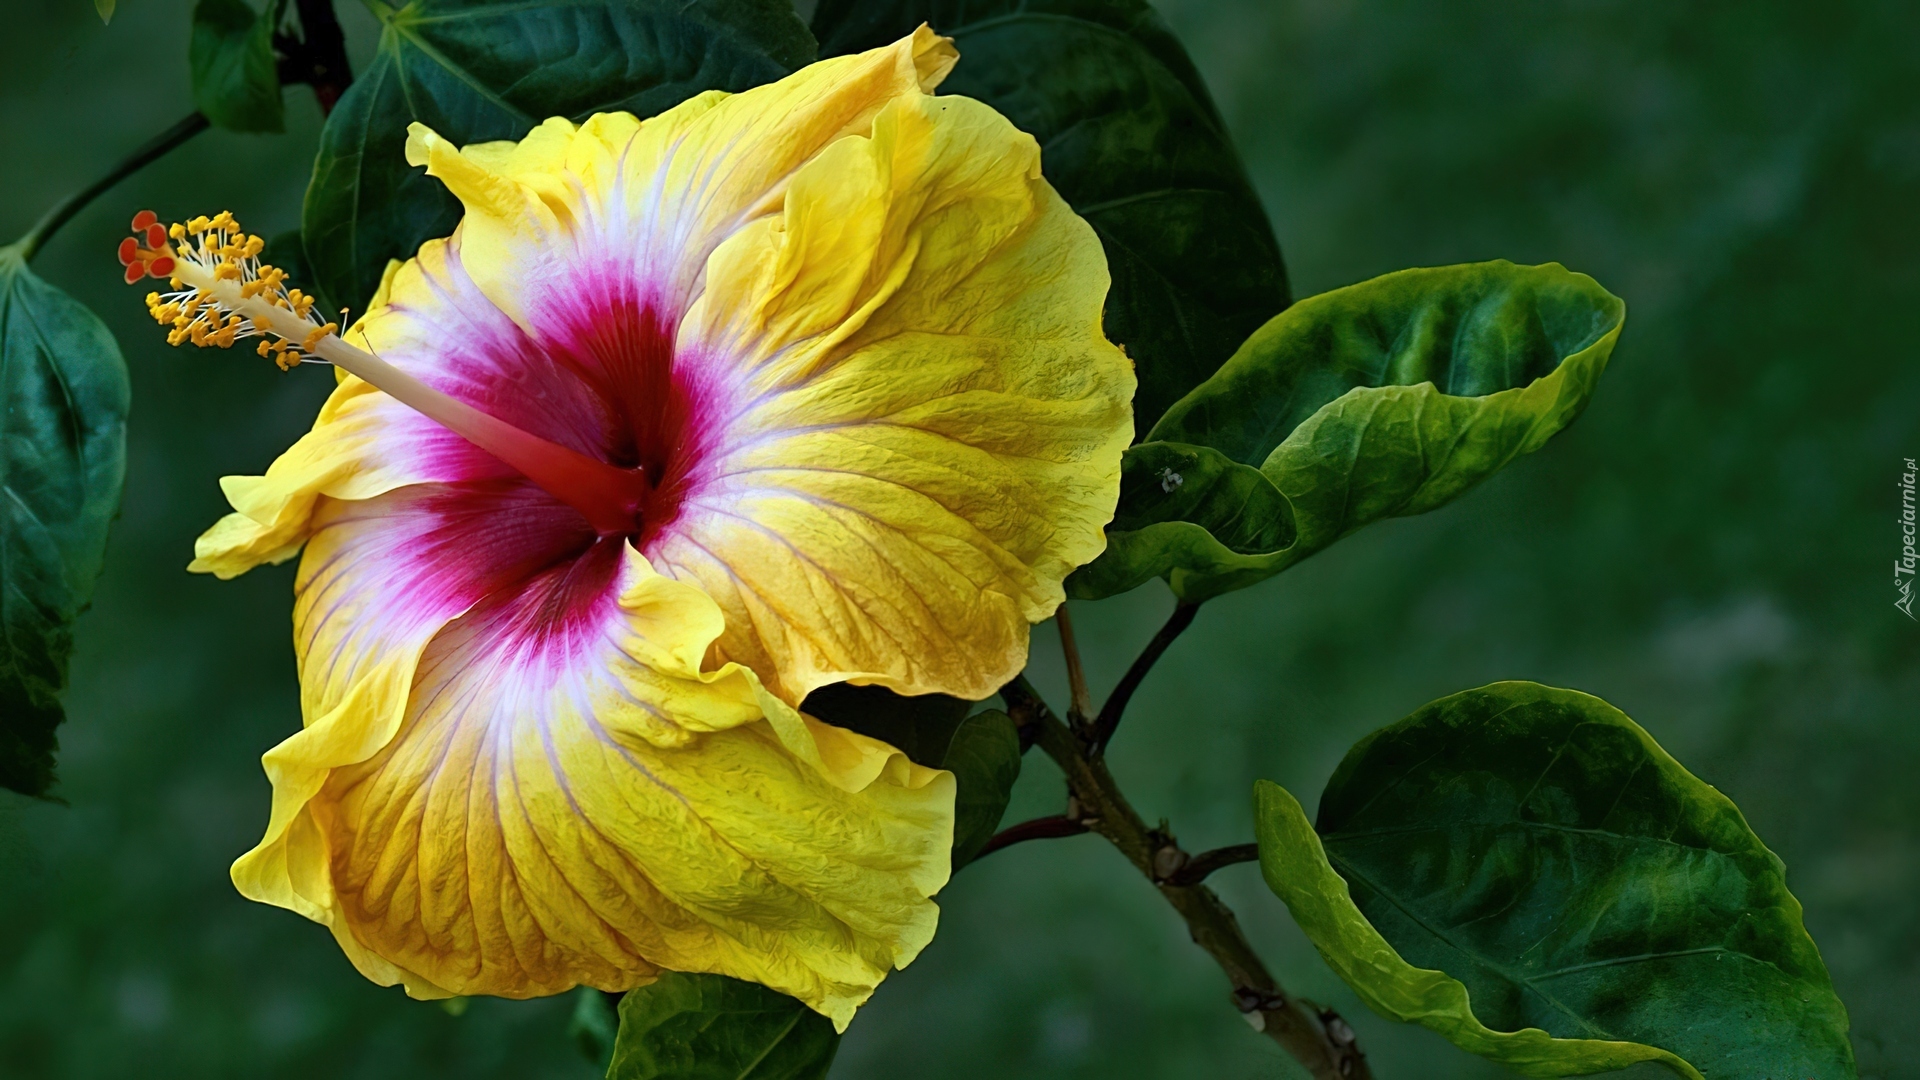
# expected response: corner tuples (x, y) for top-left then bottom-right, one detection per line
(117, 237), (140, 266)
(131, 210), (158, 231)
(147, 256), (176, 278)
(145, 223), (168, 249)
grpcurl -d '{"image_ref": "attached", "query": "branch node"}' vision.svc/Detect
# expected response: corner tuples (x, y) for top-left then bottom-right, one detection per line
(1151, 843), (1188, 883)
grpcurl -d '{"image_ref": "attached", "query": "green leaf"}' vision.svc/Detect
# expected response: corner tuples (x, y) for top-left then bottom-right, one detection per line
(568, 986), (619, 1068)
(801, 689), (1018, 868)
(942, 709), (1021, 869)
(800, 682), (970, 768)
(190, 0), (285, 134)
(304, 0), (815, 315)
(1254, 682), (1855, 1079)
(1070, 260), (1624, 601)
(811, 0), (1289, 435)
(608, 972), (839, 1080)
(0, 249), (131, 797)
(94, 0), (115, 25)
(261, 230), (313, 294)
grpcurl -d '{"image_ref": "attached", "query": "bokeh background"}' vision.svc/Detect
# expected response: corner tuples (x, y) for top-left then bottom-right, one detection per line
(3, 1), (1916, 1077)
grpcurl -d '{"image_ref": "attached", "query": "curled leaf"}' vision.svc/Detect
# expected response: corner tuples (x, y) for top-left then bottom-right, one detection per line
(1073, 261), (1624, 601)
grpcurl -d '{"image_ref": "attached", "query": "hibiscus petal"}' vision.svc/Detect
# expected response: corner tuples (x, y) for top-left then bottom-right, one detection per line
(660, 92), (1135, 701)
(402, 27), (959, 339)
(238, 528), (952, 1027)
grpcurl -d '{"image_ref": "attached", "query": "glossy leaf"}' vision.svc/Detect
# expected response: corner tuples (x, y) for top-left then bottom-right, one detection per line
(801, 682), (970, 768)
(944, 709), (1021, 869)
(608, 972), (839, 1080)
(190, 0), (284, 133)
(1255, 682), (1854, 1079)
(304, 0), (815, 313)
(0, 249), (131, 796)
(811, 0), (1289, 434)
(1071, 261), (1624, 601)
(569, 986), (619, 1068)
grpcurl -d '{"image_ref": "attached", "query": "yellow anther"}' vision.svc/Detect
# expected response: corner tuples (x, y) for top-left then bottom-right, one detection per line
(170, 223), (187, 241)
(242, 235), (265, 258)
(186, 216), (211, 235)
(301, 322), (338, 352)
(209, 211), (237, 232)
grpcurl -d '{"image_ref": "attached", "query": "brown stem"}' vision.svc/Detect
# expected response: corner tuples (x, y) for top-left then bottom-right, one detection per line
(1090, 601), (1199, 756)
(1006, 677), (1371, 1080)
(973, 815), (1090, 861)
(1054, 602), (1093, 728)
(1164, 843), (1260, 887)
(277, 0), (354, 113)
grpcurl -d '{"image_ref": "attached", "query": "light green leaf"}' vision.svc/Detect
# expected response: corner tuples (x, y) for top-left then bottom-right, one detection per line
(1254, 682), (1855, 1079)
(1071, 260), (1624, 601)
(943, 709), (1021, 869)
(190, 0), (284, 133)
(303, 0), (815, 314)
(0, 248), (131, 797)
(608, 972), (839, 1080)
(811, 0), (1290, 435)
(94, 0), (115, 25)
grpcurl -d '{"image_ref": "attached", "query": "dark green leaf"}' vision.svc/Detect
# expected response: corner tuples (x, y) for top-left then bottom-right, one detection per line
(303, 0), (815, 314)
(1071, 261), (1624, 601)
(261, 230), (313, 294)
(0, 248), (131, 797)
(800, 682), (970, 768)
(190, 0), (284, 133)
(942, 708), (1021, 869)
(1254, 682), (1854, 1079)
(811, 0), (1289, 434)
(1065, 440), (1294, 600)
(608, 972), (839, 1080)
(568, 986), (619, 1068)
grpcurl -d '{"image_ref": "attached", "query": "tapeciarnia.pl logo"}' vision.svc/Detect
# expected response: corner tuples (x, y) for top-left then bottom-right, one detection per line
(1898, 457), (1917, 620)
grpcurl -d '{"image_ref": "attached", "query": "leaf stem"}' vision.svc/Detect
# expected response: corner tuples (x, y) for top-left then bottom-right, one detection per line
(973, 814), (1091, 861)
(1090, 600), (1200, 756)
(278, 0), (355, 113)
(1004, 676), (1370, 1080)
(15, 113), (210, 263)
(1164, 843), (1260, 887)
(1055, 602), (1094, 728)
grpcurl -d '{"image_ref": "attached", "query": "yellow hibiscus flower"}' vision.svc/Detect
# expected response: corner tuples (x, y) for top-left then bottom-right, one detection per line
(122, 28), (1133, 1027)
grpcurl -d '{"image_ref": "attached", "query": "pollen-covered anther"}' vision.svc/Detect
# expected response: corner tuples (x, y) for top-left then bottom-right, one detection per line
(120, 209), (335, 372)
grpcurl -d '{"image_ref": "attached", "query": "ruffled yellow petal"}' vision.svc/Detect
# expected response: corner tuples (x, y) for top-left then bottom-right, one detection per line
(189, 258), (436, 580)
(662, 92), (1135, 701)
(237, 540), (952, 1027)
(403, 27), (958, 333)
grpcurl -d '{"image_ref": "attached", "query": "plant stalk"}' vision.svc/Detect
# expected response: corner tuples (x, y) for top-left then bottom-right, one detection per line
(15, 113), (210, 263)
(1054, 602), (1094, 726)
(1005, 678), (1370, 1079)
(974, 814), (1090, 861)
(280, 0), (355, 112)
(1090, 600), (1200, 755)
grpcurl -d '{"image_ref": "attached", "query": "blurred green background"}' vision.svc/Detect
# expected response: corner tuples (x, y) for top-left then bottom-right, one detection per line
(3, 1), (1916, 1077)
